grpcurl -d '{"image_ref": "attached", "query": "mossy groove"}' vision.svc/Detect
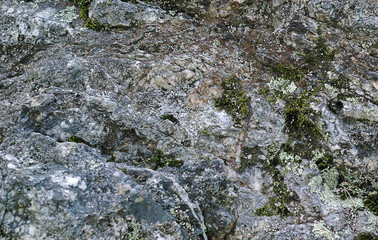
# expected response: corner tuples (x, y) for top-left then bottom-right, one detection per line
(304, 27), (338, 67)
(145, 150), (183, 170)
(67, 135), (91, 145)
(356, 232), (378, 240)
(215, 76), (250, 127)
(160, 114), (179, 124)
(284, 90), (322, 139)
(255, 144), (300, 218)
(69, 0), (104, 30)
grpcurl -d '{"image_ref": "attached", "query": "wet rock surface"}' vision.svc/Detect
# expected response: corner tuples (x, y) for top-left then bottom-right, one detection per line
(0, 0), (377, 239)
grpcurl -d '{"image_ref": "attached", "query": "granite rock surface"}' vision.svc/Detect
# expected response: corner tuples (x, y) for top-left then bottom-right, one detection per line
(0, 0), (377, 239)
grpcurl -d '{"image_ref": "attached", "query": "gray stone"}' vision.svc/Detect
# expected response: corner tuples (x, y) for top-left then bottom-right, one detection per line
(0, 0), (377, 239)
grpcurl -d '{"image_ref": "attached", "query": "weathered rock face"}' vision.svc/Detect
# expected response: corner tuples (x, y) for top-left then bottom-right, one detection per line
(0, 0), (377, 239)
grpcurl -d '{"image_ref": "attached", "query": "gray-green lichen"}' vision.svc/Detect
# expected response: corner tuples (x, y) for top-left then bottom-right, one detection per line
(126, 222), (141, 240)
(254, 144), (300, 218)
(324, 83), (339, 99)
(169, 206), (198, 239)
(278, 151), (303, 175)
(309, 175), (364, 209)
(312, 221), (336, 240)
(55, 6), (79, 23)
(266, 77), (297, 98)
(321, 167), (339, 189)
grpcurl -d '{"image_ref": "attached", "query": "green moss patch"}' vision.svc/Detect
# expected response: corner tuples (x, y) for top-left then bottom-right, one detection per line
(255, 167), (296, 218)
(273, 64), (305, 82)
(314, 152), (334, 171)
(329, 74), (349, 90)
(255, 145), (300, 218)
(364, 192), (378, 215)
(255, 196), (290, 217)
(67, 135), (91, 145)
(145, 150), (183, 170)
(260, 71), (322, 140)
(262, 30), (339, 139)
(304, 28), (337, 67)
(284, 91), (322, 139)
(240, 146), (263, 172)
(69, 0), (104, 30)
(355, 232), (378, 240)
(215, 76), (250, 127)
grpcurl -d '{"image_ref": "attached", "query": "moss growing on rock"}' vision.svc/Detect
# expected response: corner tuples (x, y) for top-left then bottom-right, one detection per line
(330, 74), (349, 90)
(255, 169), (296, 218)
(215, 76), (250, 127)
(355, 232), (378, 240)
(145, 150), (183, 170)
(304, 27), (337, 67)
(240, 146), (263, 172)
(255, 196), (290, 217)
(69, 0), (104, 30)
(260, 62), (322, 140)
(284, 91), (322, 139)
(273, 64), (305, 82)
(255, 167), (294, 218)
(261, 78), (322, 140)
(364, 192), (378, 215)
(67, 135), (91, 145)
(255, 145), (299, 218)
(314, 151), (334, 171)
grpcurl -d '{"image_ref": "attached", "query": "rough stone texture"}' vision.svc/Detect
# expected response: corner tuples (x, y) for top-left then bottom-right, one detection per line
(0, 0), (377, 239)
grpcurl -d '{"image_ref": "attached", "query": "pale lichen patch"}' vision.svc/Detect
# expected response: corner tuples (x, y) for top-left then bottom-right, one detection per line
(312, 221), (336, 240)
(309, 174), (364, 208)
(267, 77), (297, 96)
(55, 6), (78, 23)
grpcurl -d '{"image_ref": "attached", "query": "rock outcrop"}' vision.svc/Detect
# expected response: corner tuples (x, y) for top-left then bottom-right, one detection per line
(0, 0), (377, 239)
